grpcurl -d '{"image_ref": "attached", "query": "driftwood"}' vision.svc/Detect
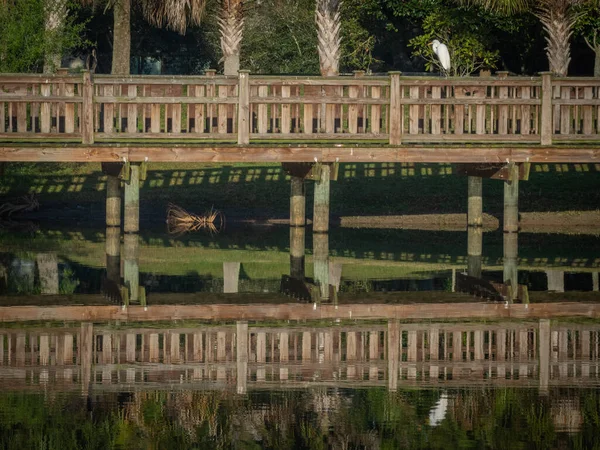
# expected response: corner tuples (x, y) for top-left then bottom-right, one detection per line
(0, 194), (39, 218)
(166, 203), (225, 235)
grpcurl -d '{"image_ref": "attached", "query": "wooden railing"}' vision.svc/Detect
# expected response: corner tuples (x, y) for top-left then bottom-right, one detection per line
(1, 70), (599, 145)
(1, 321), (599, 391)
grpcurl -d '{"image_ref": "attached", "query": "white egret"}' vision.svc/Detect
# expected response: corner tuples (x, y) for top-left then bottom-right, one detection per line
(431, 40), (451, 73)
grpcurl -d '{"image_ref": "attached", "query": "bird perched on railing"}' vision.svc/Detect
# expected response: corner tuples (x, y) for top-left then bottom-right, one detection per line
(431, 40), (451, 74)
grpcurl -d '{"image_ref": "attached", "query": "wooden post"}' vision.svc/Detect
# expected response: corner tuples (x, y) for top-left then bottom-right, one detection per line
(223, 262), (241, 293)
(290, 226), (305, 279)
(105, 226), (120, 283)
(313, 232), (329, 300)
(82, 72), (94, 144)
(539, 319), (550, 395)
(124, 163), (140, 233)
(467, 176), (483, 227)
(237, 70), (250, 145)
(313, 164), (330, 233)
(40, 82), (51, 133)
(497, 71), (509, 135)
(540, 72), (553, 145)
(106, 175), (121, 227)
(80, 322), (93, 395)
(290, 176), (305, 227)
(387, 320), (399, 391)
(503, 163), (519, 233)
(467, 226), (483, 279)
(236, 321), (248, 394)
(389, 72), (402, 145)
(503, 232), (519, 302)
(123, 233), (139, 302)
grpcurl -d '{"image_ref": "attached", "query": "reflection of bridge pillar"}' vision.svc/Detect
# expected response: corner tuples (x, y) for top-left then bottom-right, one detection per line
(290, 176), (306, 227)
(257, 332), (266, 382)
(37, 253), (59, 294)
(236, 321), (248, 394)
(546, 270), (565, 292)
(388, 321), (399, 392)
(539, 319), (550, 395)
(593, 272), (599, 292)
(503, 164), (519, 233)
(80, 323), (93, 395)
(290, 226), (305, 279)
(105, 227), (120, 283)
(126, 333), (136, 363)
(149, 333), (159, 362)
(123, 234), (139, 303)
(453, 331), (462, 361)
(313, 232), (330, 300)
(467, 176), (483, 226)
(313, 164), (330, 233)
(503, 232), (519, 302)
(124, 163), (140, 233)
(467, 226), (483, 279)
(40, 334), (49, 366)
(223, 262), (241, 293)
(106, 175), (121, 227)
(581, 329), (590, 378)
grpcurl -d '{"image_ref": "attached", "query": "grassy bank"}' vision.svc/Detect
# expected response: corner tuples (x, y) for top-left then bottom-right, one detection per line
(0, 162), (599, 218)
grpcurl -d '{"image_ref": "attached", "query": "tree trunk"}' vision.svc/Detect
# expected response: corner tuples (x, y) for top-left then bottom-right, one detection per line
(595, 46), (600, 77)
(112, 0), (131, 75)
(537, 2), (577, 76)
(218, 0), (244, 75)
(316, 0), (341, 76)
(43, 0), (68, 73)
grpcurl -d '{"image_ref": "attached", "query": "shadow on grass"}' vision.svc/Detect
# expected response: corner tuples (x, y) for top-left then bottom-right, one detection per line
(0, 162), (598, 217)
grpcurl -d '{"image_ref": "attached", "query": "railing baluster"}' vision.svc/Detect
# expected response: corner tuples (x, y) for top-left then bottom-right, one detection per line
(238, 70), (250, 145)
(541, 72), (553, 145)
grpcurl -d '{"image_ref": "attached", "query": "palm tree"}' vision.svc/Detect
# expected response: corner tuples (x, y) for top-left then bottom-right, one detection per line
(315, 0), (341, 76)
(218, 0), (244, 75)
(461, 0), (588, 76)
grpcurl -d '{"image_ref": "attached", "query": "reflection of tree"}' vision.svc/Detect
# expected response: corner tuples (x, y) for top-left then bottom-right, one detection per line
(0, 388), (597, 448)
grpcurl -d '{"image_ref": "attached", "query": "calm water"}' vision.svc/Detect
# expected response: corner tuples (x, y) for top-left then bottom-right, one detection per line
(0, 223), (599, 448)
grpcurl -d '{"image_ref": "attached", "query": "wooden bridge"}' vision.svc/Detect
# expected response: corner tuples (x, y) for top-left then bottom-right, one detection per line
(1, 320), (599, 392)
(0, 71), (599, 163)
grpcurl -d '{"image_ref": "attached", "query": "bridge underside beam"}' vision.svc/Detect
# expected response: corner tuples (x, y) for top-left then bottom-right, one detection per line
(0, 145), (599, 163)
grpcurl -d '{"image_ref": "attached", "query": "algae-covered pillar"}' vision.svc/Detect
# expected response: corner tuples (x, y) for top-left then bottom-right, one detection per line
(102, 163), (123, 227)
(313, 164), (331, 233)
(124, 163), (140, 233)
(105, 226), (120, 284)
(223, 262), (241, 293)
(313, 232), (329, 300)
(467, 176), (483, 227)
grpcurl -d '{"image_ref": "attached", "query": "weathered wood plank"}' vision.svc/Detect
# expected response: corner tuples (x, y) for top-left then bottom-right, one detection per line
(0, 144), (599, 163)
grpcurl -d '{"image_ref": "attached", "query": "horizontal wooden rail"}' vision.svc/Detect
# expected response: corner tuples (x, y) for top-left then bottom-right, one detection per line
(1, 70), (599, 149)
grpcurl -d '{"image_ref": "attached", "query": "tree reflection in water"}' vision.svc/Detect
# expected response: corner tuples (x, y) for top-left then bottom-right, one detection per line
(0, 387), (598, 449)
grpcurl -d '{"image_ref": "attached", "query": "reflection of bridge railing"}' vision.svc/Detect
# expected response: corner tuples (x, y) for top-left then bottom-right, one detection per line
(1, 321), (599, 391)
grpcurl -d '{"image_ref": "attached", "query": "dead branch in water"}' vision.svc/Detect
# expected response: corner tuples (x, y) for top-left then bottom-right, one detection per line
(0, 194), (39, 218)
(167, 203), (225, 235)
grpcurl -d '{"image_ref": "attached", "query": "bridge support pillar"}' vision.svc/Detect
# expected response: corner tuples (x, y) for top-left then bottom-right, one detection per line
(106, 175), (121, 227)
(503, 232), (519, 302)
(546, 270), (565, 292)
(290, 176), (305, 227)
(503, 164), (519, 233)
(124, 163), (140, 233)
(467, 176), (483, 227)
(313, 164), (330, 233)
(123, 233), (139, 303)
(105, 226), (121, 284)
(467, 226), (483, 279)
(290, 226), (305, 279)
(593, 272), (599, 291)
(313, 232), (329, 300)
